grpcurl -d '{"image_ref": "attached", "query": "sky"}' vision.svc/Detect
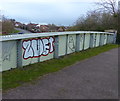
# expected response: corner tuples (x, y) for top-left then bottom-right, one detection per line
(1, 0), (100, 26)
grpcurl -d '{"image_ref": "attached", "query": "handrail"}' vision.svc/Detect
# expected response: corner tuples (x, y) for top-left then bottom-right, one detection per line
(0, 31), (114, 41)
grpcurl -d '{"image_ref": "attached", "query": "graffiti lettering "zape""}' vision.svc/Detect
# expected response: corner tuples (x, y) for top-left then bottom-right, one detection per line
(22, 37), (55, 59)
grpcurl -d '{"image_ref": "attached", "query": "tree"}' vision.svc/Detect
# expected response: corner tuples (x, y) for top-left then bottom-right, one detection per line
(48, 24), (58, 32)
(68, 10), (117, 31)
(2, 16), (15, 35)
(95, 0), (118, 16)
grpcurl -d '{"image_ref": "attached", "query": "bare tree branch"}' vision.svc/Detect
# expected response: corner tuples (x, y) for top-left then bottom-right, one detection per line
(95, 0), (117, 15)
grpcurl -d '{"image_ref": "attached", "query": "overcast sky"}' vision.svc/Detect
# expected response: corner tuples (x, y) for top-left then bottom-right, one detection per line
(1, 0), (100, 26)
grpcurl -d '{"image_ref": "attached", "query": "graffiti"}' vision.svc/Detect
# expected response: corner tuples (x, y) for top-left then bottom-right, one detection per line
(22, 37), (55, 59)
(68, 36), (75, 51)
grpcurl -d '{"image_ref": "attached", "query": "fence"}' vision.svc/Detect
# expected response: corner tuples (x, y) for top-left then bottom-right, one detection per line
(0, 31), (116, 72)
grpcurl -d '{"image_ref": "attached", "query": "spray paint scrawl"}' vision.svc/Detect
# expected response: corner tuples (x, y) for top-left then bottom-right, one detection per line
(22, 37), (55, 59)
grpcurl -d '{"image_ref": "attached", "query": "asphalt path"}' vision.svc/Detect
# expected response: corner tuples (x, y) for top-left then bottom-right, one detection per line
(14, 28), (31, 34)
(3, 48), (118, 99)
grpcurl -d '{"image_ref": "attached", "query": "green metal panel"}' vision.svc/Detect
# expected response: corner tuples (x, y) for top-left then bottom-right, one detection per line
(84, 33), (90, 50)
(104, 34), (107, 45)
(58, 35), (67, 56)
(95, 34), (100, 47)
(109, 35), (112, 43)
(40, 53), (54, 62)
(67, 34), (76, 54)
(110, 35), (114, 43)
(92, 33), (96, 48)
(107, 35), (110, 44)
(2, 41), (17, 71)
(22, 56), (38, 66)
(22, 52), (38, 66)
(92, 33), (100, 48)
(100, 34), (104, 46)
(54, 36), (59, 58)
(79, 34), (84, 51)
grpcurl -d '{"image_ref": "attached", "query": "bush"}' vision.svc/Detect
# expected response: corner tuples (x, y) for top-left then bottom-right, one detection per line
(69, 11), (118, 32)
(2, 16), (15, 35)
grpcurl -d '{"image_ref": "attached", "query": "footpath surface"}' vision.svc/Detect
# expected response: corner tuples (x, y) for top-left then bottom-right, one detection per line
(3, 48), (118, 99)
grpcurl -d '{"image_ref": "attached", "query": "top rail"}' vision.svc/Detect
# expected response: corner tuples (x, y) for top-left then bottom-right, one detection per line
(0, 31), (114, 41)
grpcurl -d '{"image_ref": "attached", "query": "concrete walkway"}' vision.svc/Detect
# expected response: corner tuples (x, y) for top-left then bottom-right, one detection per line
(3, 48), (118, 99)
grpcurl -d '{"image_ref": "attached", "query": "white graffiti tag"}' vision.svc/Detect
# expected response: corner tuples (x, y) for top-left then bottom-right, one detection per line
(22, 37), (55, 59)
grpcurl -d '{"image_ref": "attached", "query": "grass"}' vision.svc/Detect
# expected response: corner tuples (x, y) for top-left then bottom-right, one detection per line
(1, 29), (20, 36)
(12, 29), (20, 33)
(2, 44), (119, 91)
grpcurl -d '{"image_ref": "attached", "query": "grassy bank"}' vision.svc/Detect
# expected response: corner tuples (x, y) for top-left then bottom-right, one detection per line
(2, 44), (119, 91)
(1, 29), (20, 36)
(11, 29), (20, 33)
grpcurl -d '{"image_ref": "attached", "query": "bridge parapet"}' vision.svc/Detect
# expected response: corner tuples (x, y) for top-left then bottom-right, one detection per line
(0, 31), (115, 71)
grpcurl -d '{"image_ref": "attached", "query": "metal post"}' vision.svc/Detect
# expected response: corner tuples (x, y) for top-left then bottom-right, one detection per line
(94, 33), (97, 47)
(99, 34), (103, 46)
(17, 39), (23, 67)
(83, 33), (85, 50)
(109, 34), (111, 43)
(38, 38), (40, 62)
(89, 33), (94, 48)
(113, 31), (117, 44)
(106, 34), (109, 44)
(76, 34), (80, 52)
(0, 41), (2, 72)
(104, 34), (106, 45)
(65, 34), (68, 54)
(106, 34), (108, 44)
(54, 35), (59, 59)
